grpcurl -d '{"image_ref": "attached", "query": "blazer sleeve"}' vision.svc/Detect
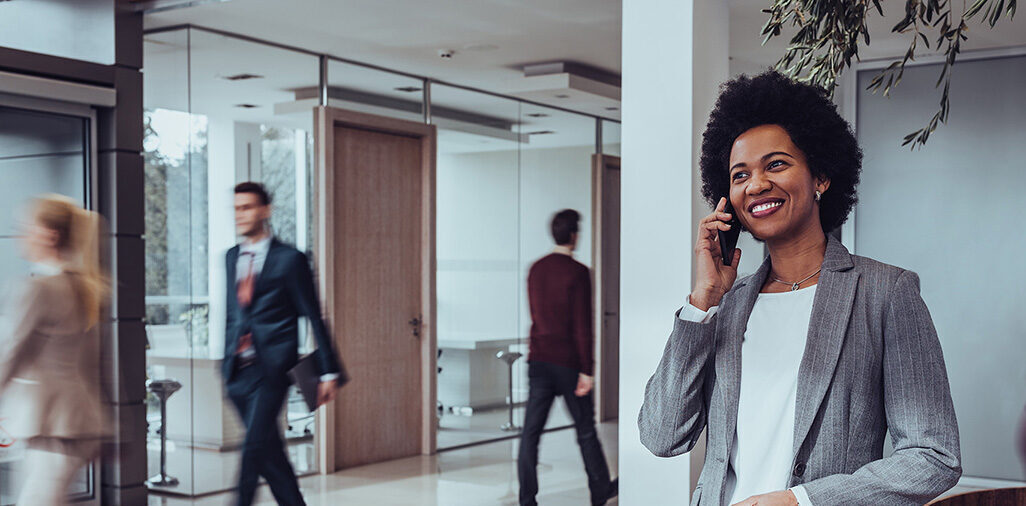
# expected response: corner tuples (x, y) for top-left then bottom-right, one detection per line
(801, 270), (962, 505)
(286, 251), (341, 376)
(0, 281), (47, 391)
(638, 308), (717, 457)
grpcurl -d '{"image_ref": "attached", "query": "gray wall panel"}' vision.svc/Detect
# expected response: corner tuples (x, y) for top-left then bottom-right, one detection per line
(856, 55), (1026, 481)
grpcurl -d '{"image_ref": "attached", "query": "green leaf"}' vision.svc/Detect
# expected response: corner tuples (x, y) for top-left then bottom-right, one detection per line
(966, 0), (988, 18)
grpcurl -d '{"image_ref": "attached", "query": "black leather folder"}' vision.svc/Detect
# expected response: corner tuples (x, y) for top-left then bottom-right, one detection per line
(287, 352), (349, 412)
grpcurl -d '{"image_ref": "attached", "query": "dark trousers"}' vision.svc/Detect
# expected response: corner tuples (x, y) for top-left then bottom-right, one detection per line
(518, 361), (612, 506)
(226, 364), (306, 506)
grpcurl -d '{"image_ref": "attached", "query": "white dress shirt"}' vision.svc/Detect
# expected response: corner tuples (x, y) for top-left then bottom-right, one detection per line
(236, 236), (337, 383)
(679, 287), (817, 506)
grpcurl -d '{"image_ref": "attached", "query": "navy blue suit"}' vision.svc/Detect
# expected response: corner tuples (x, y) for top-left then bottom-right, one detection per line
(224, 239), (340, 506)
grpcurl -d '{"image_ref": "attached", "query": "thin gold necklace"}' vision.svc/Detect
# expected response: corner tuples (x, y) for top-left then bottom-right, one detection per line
(771, 268), (822, 291)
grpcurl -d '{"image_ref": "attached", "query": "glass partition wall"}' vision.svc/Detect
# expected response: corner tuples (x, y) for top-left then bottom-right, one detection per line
(143, 25), (620, 495)
(143, 27), (320, 497)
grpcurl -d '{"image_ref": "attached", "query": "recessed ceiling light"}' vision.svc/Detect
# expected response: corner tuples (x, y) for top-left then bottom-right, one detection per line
(526, 113), (550, 118)
(221, 73), (264, 81)
(554, 94), (571, 99)
(395, 86), (423, 93)
(234, 103), (259, 108)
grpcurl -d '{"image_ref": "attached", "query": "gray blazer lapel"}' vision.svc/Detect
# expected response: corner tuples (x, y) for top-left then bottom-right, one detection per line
(792, 236), (859, 457)
(716, 259), (771, 453)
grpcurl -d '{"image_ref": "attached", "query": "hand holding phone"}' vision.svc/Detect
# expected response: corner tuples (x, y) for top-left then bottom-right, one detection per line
(691, 197), (741, 311)
(717, 199), (742, 266)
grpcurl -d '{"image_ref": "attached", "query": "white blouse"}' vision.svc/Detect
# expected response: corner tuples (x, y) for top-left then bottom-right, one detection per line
(680, 286), (817, 506)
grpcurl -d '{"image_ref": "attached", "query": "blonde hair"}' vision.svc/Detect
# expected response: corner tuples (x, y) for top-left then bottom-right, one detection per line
(31, 195), (108, 328)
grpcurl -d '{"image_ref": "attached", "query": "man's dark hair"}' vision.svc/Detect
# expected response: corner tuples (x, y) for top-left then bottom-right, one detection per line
(234, 181), (272, 206)
(550, 209), (581, 245)
(699, 70), (862, 233)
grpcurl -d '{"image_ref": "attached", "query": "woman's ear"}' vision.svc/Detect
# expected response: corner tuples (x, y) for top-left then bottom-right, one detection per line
(42, 228), (60, 248)
(817, 177), (831, 194)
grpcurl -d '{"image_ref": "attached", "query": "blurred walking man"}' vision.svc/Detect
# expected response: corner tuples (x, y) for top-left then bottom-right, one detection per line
(225, 182), (341, 506)
(518, 209), (617, 506)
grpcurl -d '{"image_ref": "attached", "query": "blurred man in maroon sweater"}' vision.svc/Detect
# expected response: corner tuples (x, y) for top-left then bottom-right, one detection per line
(518, 209), (617, 506)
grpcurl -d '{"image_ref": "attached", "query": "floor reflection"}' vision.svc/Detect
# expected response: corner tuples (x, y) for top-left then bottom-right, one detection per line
(438, 404), (574, 450)
(148, 421), (619, 506)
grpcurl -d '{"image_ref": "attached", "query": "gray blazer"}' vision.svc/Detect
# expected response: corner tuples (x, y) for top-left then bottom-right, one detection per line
(638, 236), (960, 505)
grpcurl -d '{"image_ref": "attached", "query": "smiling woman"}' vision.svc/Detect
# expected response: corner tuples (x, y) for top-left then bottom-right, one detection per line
(638, 70), (962, 506)
(699, 71), (861, 238)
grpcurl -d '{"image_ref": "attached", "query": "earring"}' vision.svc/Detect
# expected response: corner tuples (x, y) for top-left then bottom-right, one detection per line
(814, 190), (822, 202)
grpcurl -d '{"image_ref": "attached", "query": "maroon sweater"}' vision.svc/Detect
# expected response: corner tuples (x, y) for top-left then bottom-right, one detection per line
(526, 253), (594, 376)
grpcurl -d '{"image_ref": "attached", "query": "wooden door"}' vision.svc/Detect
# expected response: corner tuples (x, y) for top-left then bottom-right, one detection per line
(592, 155), (620, 421)
(314, 107), (437, 470)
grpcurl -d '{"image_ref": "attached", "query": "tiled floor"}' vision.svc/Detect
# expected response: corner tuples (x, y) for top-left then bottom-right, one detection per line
(147, 421), (619, 506)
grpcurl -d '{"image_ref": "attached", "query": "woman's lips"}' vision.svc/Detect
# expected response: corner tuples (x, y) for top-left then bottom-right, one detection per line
(749, 199), (784, 218)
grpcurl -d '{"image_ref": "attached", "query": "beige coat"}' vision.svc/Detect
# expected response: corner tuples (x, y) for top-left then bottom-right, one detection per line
(0, 272), (108, 442)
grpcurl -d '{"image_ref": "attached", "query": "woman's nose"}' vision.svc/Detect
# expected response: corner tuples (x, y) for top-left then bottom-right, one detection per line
(745, 172), (772, 194)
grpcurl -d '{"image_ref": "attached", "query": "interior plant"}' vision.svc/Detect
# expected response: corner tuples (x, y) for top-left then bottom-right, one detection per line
(761, 0), (1017, 148)
(178, 304), (210, 351)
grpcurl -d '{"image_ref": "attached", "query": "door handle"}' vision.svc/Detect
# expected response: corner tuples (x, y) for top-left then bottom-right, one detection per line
(408, 316), (422, 338)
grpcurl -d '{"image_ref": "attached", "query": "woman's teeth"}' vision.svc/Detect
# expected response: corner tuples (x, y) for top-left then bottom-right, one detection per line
(752, 201), (782, 213)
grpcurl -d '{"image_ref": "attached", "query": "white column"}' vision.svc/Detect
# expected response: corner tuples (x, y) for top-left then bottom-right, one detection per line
(688, 0), (730, 492)
(621, 0), (728, 502)
(295, 129), (308, 253)
(204, 117), (252, 359)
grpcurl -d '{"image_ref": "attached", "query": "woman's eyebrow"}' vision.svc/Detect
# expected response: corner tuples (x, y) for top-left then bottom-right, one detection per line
(730, 151), (794, 171)
(761, 151), (794, 161)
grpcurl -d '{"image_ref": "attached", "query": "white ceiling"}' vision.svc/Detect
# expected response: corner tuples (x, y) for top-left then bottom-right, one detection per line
(144, 0), (622, 119)
(142, 0), (1023, 154)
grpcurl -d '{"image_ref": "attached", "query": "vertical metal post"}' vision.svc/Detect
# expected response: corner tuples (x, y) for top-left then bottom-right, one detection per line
(595, 117), (603, 155)
(507, 364), (515, 427)
(319, 55), (329, 107)
(423, 78), (432, 124)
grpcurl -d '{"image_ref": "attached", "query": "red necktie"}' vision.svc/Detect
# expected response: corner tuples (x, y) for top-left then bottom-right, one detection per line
(237, 252), (256, 307)
(236, 252), (256, 356)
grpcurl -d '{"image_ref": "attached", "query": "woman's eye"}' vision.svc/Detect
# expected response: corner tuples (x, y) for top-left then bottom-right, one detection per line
(731, 171), (747, 181)
(768, 160), (787, 170)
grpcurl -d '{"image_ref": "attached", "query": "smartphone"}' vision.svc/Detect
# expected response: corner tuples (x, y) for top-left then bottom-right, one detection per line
(717, 199), (741, 266)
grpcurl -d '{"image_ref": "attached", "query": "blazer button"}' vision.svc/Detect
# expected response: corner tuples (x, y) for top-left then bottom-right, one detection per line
(793, 462), (806, 477)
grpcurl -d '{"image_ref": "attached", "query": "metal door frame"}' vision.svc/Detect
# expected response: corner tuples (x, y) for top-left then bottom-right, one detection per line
(0, 91), (101, 506)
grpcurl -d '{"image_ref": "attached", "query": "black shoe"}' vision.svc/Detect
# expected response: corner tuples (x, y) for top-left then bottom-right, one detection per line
(593, 478), (618, 505)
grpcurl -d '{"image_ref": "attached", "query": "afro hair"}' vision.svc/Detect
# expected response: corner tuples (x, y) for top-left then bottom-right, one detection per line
(699, 70), (862, 233)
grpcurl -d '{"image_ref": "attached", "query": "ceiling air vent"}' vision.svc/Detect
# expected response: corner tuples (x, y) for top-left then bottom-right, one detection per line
(526, 130), (555, 136)
(234, 103), (259, 109)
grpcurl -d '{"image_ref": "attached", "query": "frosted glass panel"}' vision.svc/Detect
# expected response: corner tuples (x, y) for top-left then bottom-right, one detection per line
(0, 104), (90, 505)
(855, 55), (1026, 481)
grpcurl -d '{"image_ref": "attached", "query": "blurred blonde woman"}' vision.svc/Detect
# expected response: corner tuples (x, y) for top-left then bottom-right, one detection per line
(0, 195), (109, 506)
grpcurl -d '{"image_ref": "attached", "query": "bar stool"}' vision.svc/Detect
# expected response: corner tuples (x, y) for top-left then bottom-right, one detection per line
(495, 350), (523, 431)
(146, 378), (182, 488)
